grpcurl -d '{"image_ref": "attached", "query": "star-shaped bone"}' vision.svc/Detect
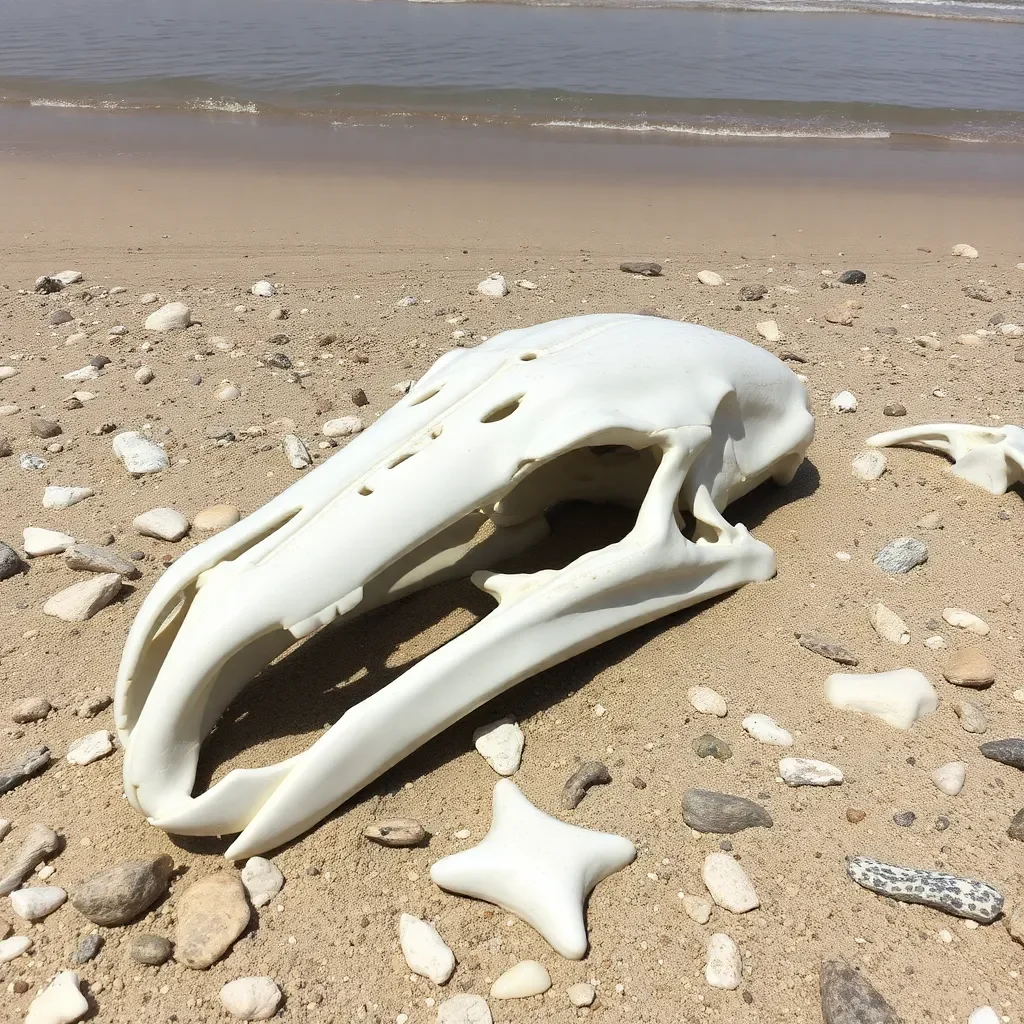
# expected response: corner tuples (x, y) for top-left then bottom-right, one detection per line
(429, 779), (636, 959)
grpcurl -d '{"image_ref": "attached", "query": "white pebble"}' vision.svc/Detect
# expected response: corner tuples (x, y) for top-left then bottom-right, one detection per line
(704, 933), (741, 990)
(62, 365), (99, 382)
(251, 280), (275, 298)
(134, 507), (189, 541)
(687, 685), (727, 717)
(701, 853), (759, 913)
(436, 994), (492, 1024)
(66, 731), (114, 765)
(399, 914), (455, 985)
(0, 366), (19, 381)
(283, 434), (311, 469)
(54, 271), (82, 285)
(924, 636), (946, 650)
(241, 857), (284, 908)
(219, 977), (282, 1021)
(140, 292), (160, 304)
(942, 608), (990, 636)
(24, 527), (74, 556)
(951, 243), (979, 259)
(566, 982), (596, 1007)
(144, 301), (192, 332)
(322, 416), (364, 438)
(968, 1009), (999, 1024)
(472, 718), (524, 776)
(931, 761), (967, 796)
(742, 713), (793, 746)
(778, 757), (843, 787)
(829, 391), (857, 413)
(216, 383), (241, 401)
(756, 320), (784, 343)
(477, 273), (509, 298)
(134, 365), (154, 384)
(0, 935), (32, 963)
(868, 603), (910, 645)
(825, 668), (938, 730)
(681, 894), (712, 924)
(516, 280), (537, 290)
(852, 451), (887, 482)
(697, 271), (724, 286)
(43, 574), (122, 622)
(10, 886), (67, 921)
(113, 431), (169, 474)
(490, 960), (551, 999)
(42, 486), (94, 510)
(25, 970), (88, 1024)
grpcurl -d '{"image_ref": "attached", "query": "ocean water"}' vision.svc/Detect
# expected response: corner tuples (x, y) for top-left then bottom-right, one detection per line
(1, 0), (1022, 143)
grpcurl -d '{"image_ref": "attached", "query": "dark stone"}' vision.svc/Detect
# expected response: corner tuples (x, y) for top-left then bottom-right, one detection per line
(30, 417), (61, 439)
(262, 352), (292, 370)
(692, 734), (733, 761)
(1009, 809), (1024, 841)
(72, 933), (103, 964)
(682, 789), (772, 833)
(0, 436), (10, 457)
(980, 738), (1024, 771)
(795, 632), (859, 666)
(266, 333), (291, 345)
(963, 285), (994, 302)
(883, 403), (907, 417)
(779, 350), (807, 363)
(561, 761), (612, 809)
(988, 312), (1007, 326)
(820, 961), (901, 1024)
(935, 815), (950, 832)
(739, 284), (768, 301)
(631, 777), (647, 789)
(619, 262), (662, 277)
(0, 745), (50, 795)
(350, 388), (369, 407)
(48, 309), (73, 326)
(892, 811), (916, 827)
(839, 270), (867, 285)
(0, 541), (25, 581)
(131, 933), (173, 966)
(90, 354), (112, 369)
(35, 276), (63, 294)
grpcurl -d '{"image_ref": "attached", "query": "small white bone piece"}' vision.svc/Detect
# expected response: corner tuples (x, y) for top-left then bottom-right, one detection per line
(866, 423), (1024, 495)
(825, 668), (938, 730)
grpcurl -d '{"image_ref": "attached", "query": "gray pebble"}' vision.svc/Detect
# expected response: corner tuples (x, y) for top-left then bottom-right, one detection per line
(883, 403), (907, 417)
(739, 284), (768, 301)
(619, 262), (662, 277)
(72, 933), (103, 963)
(979, 738), (1024, 771)
(0, 542), (23, 581)
(48, 309), (73, 326)
(363, 819), (428, 848)
(838, 270), (867, 285)
(846, 855), (1003, 923)
(682, 789), (772, 834)
(261, 352), (292, 370)
(71, 855), (174, 926)
(892, 811), (916, 827)
(873, 537), (928, 574)
(820, 961), (899, 1024)
(1008, 809), (1024, 842)
(64, 542), (140, 579)
(935, 815), (950, 832)
(0, 745), (51, 795)
(131, 933), (173, 965)
(561, 760), (611, 809)
(795, 632), (859, 665)
(692, 734), (733, 761)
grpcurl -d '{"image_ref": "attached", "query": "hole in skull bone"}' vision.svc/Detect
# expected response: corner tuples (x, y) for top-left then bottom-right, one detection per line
(518, 351), (539, 361)
(358, 485), (373, 496)
(480, 394), (525, 423)
(388, 451), (414, 469)
(407, 384), (443, 406)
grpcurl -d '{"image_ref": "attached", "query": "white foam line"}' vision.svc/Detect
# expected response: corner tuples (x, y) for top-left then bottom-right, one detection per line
(533, 119), (892, 139)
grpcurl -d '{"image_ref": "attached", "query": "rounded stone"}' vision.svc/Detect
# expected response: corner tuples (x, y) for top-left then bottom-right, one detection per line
(220, 976), (282, 1021)
(71, 855), (174, 926)
(11, 697), (51, 723)
(193, 504), (241, 532)
(131, 933), (173, 965)
(567, 982), (597, 1007)
(174, 873), (252, 969)
(943, 648), (996, 688)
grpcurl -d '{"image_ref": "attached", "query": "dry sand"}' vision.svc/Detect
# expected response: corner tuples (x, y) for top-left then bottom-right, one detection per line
(1, 149), (1023, 1023)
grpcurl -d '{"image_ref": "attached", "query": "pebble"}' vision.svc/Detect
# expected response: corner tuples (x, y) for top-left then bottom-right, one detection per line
(134, 507), (189, 541)
(944, 648), (996, 688)
(867, 603), (909, 645)
(851, 451), (886, 482)
(399, 914), (457, 985)
(681, 893), (713, 924)
(825, 668), (937, 730)
(846, 856), (1003, 922)
(134, 365), (154, 384)
(561, 760), (612, 809)
(796, 632), (859, 665)
(819, 961), (899, 1024)
(140, 292), (159, 304)
(322, 416), (364, 438)
(964, 285), (995, 302)
(931, 762), (967, 796)
(951, 243), (979, 258)
(756, 320), (784, 342)
(20, 452), (49, 471)
(697, 271), (724, 286)
(43, 573), (122, 622)
(240, 857), (284, 908)
(193, 504), (240, 532)
(0, 746), (51, 795)
(66, 730), (113, 765)
(42, 486), (93, 510)
(48, 309), (74, 326)
(64, 542), (138, 578)
(941, 608), (990, 636)
(31, 417), (62, 439)
(1008, 905), (1024, 946)
(779, 757), (843, 787)
(0, 541), (23, 580)
(71, 854), (174, 925)
(741, 713), (793, 746)
(113, 431), (169, 474)
(0, 824), (61, 895)
(1007, 808), (1024, 841)
(251, 280), (275, 297)
(477, 273), (509, 297)
(219, 977), (282, 1021)
(567, 982), (597, 1007)
(217, 383), (241, 401)
(687, 685), (727, 717)
(952, 700), (987, 734)
(436, 994), (492, 1024)
(825, 311), (855, 327)
(283, 434), (312, 469)
(979, 738), (1024, 771)
(739, 283), (768, 301)
(873, 536), (927, 574)
(24, 527), (74, 557)
(968, 1009), (1000, 1024)
(702, 852), (759, 913)
(0, 935), (32, 963)
(77, 695), (112, 718)
(144, 301), (192, 331)
(71, 933), (102, 963)
(363, 819), (428, 848)
(892, 810), (916, 827)
(131, 933), (173, 965)
(620, 262), (662, 276)
(682, 789), (773, 834)
(11, 697), (51, 723)
(838, 270), (867, 284)
(24, 970), (88, 1024)
(10, 885), (67, 921)
(704, 932), (742, 990)
(472, 718), (524, 776)
(174, 873), (252, 969)
(693, 733), (732, 760)
(490, 960), (551, 999)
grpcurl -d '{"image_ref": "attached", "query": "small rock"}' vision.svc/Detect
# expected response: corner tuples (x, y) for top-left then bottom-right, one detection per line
(43, 573), (121, 622)
(619, 262), (662, 277)
(1010, 809), (1024, 841)
(917, 511), (943, 530)
(131, 933), (173, 965)
(350, 387), (369, 407)
(561, 761), (611, 809)
(174, 873), (252, 969)
(240, 857), (284, 909)
(24, 970), (88, 1024)
(65, 731), (113, 765)
(20, 452), (49, 471)
(952, 700), (987, 734)
(820, 961), (899, 1024)
(825, 311), (855, 326)
(846, 808), (866, 824)
(251, 280), (275, 298)
(1008, 904), (1024, 946)
(216, 383), (241, 401)
(71, 933), (102, 963)
(687, 685), (727, 717)
(490, 960), (551, 999)
(681, 894), (712, 924)
(693, 734), (732, 760)
(193, 504), (240, 532)
(42, 486), (93, 510)
(10, 885), (67, 921)
(567, 982), (597, 1007)
(0, 746), (51, 795)
(436, 994), (492, 1024)
(951, 243), (979, 259)
(825, 669), (937, 730)
(829, 390), (857, 412)
(931, 762), (967, 796)
(472, 718), (524, 776)
(944, 648), (996, 688)
(113, 431), (169, 474)
(71, 855), (174, 926)
(0, 542), (23, 580)
(779, 757), (843, 787)
(892, 810), (916, 827)
(697, 271), (724, 286)
(31, 417), (62, 439)
(220, 977), (282, 1021)
(741, 713), (793, 746)
(682, 789), (772, 834)
(941, 608), (990, 636)
(63, 364), (99, 382)
(134, 365), (155, 384)
(322, 416), (364, 438)
(144, 302), (192, 331)
(34, 276), (63, 293)
(851, 451), (886, 482)
(77, 695), (112, 718)
(477, 274), (509, 297)
(260, 351), (291, 369)
(867, 603), (909, 645)
(968, 1009), (1000, 1024)
(363, 819), (428, 848)
(134, 507), (189, 541)
(874, 537), (927, 574)
(282, 434), (311, 469)
(796, 632), (859, 665)
(48, 310), (74, 326)
(705, 933), (742, 990)
(396, 295), (418, 307)
(979, 738), (1024, 771)
(702, 852), (759, 913)
(838, 270), (867, 284)
(963, 285), (995, 302)
(756, 320), (784, 342)
(0, 823), (61, 895)
(0, 935), (32, 963)
(739, 284), (767, 301)
(64, 542), (138, 578)
(11, 697), (51, 724)
(53, 271), (82, 285)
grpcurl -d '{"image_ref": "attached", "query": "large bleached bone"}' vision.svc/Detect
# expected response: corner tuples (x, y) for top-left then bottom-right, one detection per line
(115, 313), (814, 858)
(866, 423), (1024, 495)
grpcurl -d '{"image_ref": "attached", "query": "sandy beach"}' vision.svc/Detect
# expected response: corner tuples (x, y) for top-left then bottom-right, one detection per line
(1, 124), (1024, 1024)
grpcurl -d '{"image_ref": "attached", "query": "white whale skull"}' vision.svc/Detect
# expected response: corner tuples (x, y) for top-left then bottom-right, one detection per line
(115, 313), (815, 858)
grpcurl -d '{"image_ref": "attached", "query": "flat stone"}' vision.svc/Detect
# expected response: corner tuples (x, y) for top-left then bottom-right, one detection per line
(942, 608), (990, 636)
(113, 431), (169, 474)
(174, 873), (252, 969)
(363, 819), (428, 848)
(48, 310), (73, 326)
(943, 648), (996, 688)
(705, 932), (741, 990)
(0, 823), (61, 895)
(24, 970), (88, 1024)
(220, 977), (282, 1020)
(846, 856), (1003, 922)
(473, 718), (524, 776)
(697, 271), (724, 286)
(702, 852), (759, 913)
(964, 285), (995, 302)
(216, 383), (241, 401)
(820, 961), (899, 1024)
(144, 302), (192, 331)
(42, 486), (93, 510)
(131, 933), (173, 965)
(0, 935), (32, 963)
(322, 416), (364, 438)
(756, 320), (784, 342)
(951, 243), (979, 258)
(979, 738), (1024, 771)
(693, 734), (732, 760)
(687, 685), (727, 716)
(77, 695), (112, 718)
(796, 632), (859, 666)
(490, 959), (551, 999)
(619, 262), (662, 277)
(561, 760), (611, 809)
(134, 507), (189, 541)
(193, 504), (240, 532)
(66, 730), (113, 765)
(681, 893), (712, 923)
(852, 451), (886, 482)
(0, 745), (50, 795)
(240, 857), (284, 908)
(282, 434), (311, 469)
(0, 541), (23, 580)
(1007, 808), (1024, 841)
(20, 453), (49, 471)
(567, 982), (597, 1007)
(682, 789), (772, 834)
(892, 810), (916, 827)
(24, 527), (75, 557)
(437, 994), (492, 1024)
(44, 573), (121, 621)
(952, 701), (987, 734)
(64, 542), (139, 578)
(867, 603), (909, 644)
(71, 933), (102, 963)
(825, 669), (938, 730)
(874, 537), (927, 574)
(742, 714), (793, 746)
(826, 311), (855, 327)
(71, 855), (174, 926)
(11, 696), (51, 723)
(779, 757), (843, 786)
(11, 885), (67, 921)
(931, 762), (966, 796)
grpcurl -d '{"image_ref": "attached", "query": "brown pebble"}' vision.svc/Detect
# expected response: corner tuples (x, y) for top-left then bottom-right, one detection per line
(846, 808), (866, 824)
(13, 980), (29, 994)
(795, 632), (859, 666)
(350, 388), (369, 407)
(30, 417), (62, 439)
(883, 403), (907, 417)
(561, 760), (612, 809)
(943, 648), (996, 688)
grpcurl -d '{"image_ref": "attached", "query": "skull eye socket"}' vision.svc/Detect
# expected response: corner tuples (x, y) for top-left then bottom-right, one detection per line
(480, 395), (524, 424)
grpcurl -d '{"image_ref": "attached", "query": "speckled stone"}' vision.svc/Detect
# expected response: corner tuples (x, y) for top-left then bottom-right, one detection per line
(873, 537), (928, 574)
(979, 738), (1024, 771)
(820, 961), (899, 1024)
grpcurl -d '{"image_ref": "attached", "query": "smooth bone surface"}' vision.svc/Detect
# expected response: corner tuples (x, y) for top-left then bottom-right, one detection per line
(115, 313), (814, 858)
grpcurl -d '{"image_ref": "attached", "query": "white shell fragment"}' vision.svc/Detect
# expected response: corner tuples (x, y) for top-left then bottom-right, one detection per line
(399, 913), (456, 984)
(490, 960), (552, 999)
(825, 668), (938, 730)
(688, 685), (727, 717)
(779, 757), (843, 787)
(742, 713), (793, 746)
(868, 603), (910, 645)
(942, 608), (990, 636)
(43, 486), (94, 510)
(701, 852), (759, 913)
(704, 933), (742, 990)
(472, 718), (524, 776)
(113, 431), (169, 475)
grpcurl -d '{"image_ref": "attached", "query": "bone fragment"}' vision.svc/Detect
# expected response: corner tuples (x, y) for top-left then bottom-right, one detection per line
(561, 761), (612, 810)
(363, 819), (428, 848)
